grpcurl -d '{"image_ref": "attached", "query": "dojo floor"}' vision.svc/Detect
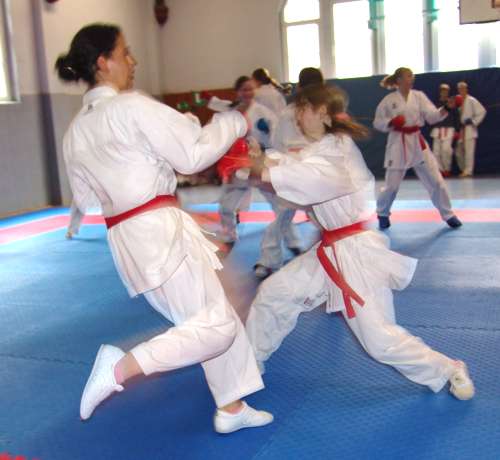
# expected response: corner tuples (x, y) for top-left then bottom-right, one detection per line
(1, 177), (500, 460)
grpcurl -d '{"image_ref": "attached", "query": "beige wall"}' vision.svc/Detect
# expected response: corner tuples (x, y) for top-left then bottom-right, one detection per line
(161, 0), (284, 92)
(39, 0), (161, 95)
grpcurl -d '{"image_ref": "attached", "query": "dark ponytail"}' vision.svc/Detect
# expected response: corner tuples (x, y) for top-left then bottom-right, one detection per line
(55, 23), (121, 86)
(252, 68), (284, 92)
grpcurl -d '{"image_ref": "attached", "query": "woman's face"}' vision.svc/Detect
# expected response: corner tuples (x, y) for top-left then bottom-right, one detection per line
(237, 80), (256, 104)
(295, 103), (327, 139)
(99, 33), (137, 90)
(397, 70), (415, 91)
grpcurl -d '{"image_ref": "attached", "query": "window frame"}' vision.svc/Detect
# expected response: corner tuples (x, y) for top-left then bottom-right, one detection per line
(280, 0), (323, 82)
(0, 0), (20, 104)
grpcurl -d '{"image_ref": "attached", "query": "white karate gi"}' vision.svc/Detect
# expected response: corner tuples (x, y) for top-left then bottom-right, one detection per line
(373, 90), (454, 220)
(430, 127), (455, 172)
(246, 134), (456, 392)
(218, 101), (278, 242)
(254, 83), (286, 117)
(455, 95), (486, 175)
(64, 86), (264, 408)
(256, 104), (306, 269)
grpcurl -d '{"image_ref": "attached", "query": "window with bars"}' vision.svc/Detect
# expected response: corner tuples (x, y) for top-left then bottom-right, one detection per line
(281, 0), (500, 81)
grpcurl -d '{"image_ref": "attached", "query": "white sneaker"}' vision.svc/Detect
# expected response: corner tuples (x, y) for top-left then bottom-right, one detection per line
(80, 345), (125, 420)
(214, 402), (273, 434)
(449, 361), (475, 400)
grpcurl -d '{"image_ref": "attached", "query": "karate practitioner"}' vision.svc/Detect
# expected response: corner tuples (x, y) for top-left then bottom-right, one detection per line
(217, 76), (278, 245)
(430, 84), (460, 177)
(253, 68), (325, 278)
(374, 68), (462, 229)
(252, 68), (287, 116)
(455, 81), (487, 177)
(57, 23), (272, 433)
(245, 84), (474, 401)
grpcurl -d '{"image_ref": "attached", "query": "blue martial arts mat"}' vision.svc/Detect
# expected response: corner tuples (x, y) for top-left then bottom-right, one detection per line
(0, 204), (499, 460)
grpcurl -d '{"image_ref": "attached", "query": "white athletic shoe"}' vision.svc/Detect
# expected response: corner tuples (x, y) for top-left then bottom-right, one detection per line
(214, 402), (273, 434)
(449, 360), (475, 400)
(254, 264), (272, 279)
(80, 344), (125, 420)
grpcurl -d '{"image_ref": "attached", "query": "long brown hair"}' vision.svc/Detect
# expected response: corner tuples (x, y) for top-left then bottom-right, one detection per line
(294, 85), (369, 140)
(380, 67), (412, 89)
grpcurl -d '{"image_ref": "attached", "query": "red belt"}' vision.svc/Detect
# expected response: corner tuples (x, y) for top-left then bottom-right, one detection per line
(316, 221), (367, 319)
(104, 195), (178, 229)
(394, 125), (427, 163)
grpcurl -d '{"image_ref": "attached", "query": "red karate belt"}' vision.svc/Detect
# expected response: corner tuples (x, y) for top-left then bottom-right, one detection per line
(317, 221), (368, 319)
(393, 125), (427, 163)
(104, 195), (178, 229)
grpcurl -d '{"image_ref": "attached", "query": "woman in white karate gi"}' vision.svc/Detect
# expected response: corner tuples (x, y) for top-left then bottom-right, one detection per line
(56, 24), (272, 434)
(245, 84), (474, 401)
(455, 81), (487, 177)
(373, 68), (462, 230)
(253, 68), (325, 278)
(217, 76), (278, 244)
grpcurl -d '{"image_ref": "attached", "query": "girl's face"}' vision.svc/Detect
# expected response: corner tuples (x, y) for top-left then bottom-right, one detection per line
(237, 80), (256, 104)
(295, 103), (327, 139)
(397, 70), (414, 91)
(98, 33), (137, 90)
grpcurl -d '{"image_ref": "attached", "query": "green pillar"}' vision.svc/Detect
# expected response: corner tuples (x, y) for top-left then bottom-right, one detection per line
(368, 0), (385, 74)
(424, 0), (439, 71)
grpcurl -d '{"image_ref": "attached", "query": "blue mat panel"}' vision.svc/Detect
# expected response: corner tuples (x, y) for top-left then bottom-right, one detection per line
(1, 210), (499, 459)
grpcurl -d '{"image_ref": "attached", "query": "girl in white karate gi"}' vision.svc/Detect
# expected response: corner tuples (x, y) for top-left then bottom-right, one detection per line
(374, 68), (462, 230)
(217, 76), (278, 244)
(253, 68), (325, 277)
(455, 81), (487, 177)
(57, 24), (272, 434)
(246, 84), (474, 401)
(252, 68), (287, 117)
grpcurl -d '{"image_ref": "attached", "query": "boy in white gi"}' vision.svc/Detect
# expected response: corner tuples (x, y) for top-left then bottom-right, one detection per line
(455, 81), (487, 177)
(246, 84), (474, 402)
(57, 24), (272, 434)
(374, 67), (462, 230)
(430, 84), (460, 177)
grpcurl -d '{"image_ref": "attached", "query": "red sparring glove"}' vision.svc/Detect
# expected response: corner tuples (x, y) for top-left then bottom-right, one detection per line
(217, 138), (251, 183)
(454, 95), (464, 108)
(389, 115), (406, 129)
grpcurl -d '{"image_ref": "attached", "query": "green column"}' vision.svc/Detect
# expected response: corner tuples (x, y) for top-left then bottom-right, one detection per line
(368, 0), (385, 74)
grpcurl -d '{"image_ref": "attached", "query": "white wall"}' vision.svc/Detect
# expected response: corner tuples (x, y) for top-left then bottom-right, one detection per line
(39, 0), (161, 96)
(160, 0), (284, 92)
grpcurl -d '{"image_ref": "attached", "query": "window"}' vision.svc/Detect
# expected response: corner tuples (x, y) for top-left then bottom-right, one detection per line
(437, 0), (500, 71)
(0, 0), (17, 103)
(333, 0), (372, 78)
(282, 0), (321, 82)
(384, 0), (425, 74)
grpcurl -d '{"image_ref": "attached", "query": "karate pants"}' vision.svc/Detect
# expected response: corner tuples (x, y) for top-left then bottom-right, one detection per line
(455, 138), (477, 175)
(68, 201), (85, 235)
(246, 249), (455, 392)
(432, 137), (454, 172)
(130, 252), (264, 408)
(219, 182), (301, 257)
(256, 191), (302, 269)
(377, 149), (454, 220)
